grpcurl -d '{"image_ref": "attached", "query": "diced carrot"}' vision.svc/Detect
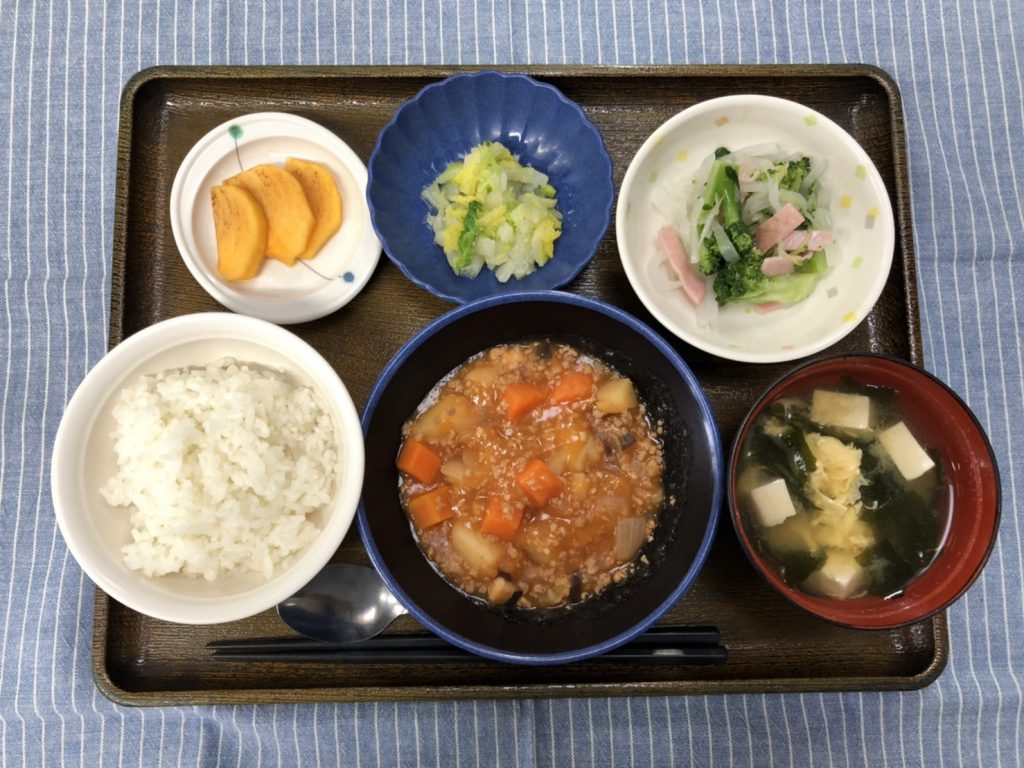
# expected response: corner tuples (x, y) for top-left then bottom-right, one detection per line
(397, 438), (442, 484)
(548, 371), (594, 404)
(502, 382), (548, 421)
(406, 486), (453, 529)
(515, 458), (565, 507)
(480, 497), (524, 540)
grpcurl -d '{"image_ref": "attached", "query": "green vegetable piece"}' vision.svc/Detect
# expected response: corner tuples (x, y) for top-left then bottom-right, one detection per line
(713, 251), (766, 305)
(456, 200), (484, 269)
(538, 183), (556, 198)
(795, 250), (828, 274)
(781, 156), (812, 193)
(698, 237), (724, 276)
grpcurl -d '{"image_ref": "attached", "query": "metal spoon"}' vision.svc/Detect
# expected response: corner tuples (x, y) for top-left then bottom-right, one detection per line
(277, 563), (407, 645)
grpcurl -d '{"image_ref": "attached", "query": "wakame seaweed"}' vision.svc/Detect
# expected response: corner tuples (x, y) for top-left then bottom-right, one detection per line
(775, 549), (826, 585)
(860, 451), (941, 576)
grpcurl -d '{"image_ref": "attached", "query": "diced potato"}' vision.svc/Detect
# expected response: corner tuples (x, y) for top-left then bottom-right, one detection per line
(450, 523), (503, 577)
(516, 519), (567, 566)
(749, 478), (797, 528)
(568, 472), (591, 497)
(878, 421), (935, 480)
(546, 435), (602, 473)
(413, 394), (482, 440)
(487, 576), (518, 604)
(810, 390), (871, 430)
(440, 460), (466, 483)
(803, 550), (866, 599)
(463, 364), (498, 387)
(595, 378), (638, 415)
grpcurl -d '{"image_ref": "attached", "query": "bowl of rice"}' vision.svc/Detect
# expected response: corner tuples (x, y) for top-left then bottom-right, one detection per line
(51, 312), (364, 624)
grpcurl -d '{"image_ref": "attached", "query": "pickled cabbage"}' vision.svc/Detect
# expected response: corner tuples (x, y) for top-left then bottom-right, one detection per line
(421, 142), (563, 282)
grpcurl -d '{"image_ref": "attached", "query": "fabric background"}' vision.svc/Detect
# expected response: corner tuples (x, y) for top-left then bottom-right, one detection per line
(1, 1), (1021, 765)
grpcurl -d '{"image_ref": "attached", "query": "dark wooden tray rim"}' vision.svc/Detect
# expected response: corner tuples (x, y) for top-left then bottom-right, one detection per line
(94, 63), (942, 708)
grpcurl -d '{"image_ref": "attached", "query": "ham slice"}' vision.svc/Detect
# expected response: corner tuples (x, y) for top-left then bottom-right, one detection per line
(782, 229), (835, 252)
(807, 230), (835, 251)
(657, 225), (706, 307)
(761, 256), (795, 277)
(755, 203), (805, 252)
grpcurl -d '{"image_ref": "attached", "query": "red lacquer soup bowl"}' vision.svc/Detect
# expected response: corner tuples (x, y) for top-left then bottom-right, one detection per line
(728, 354), (1000, 629)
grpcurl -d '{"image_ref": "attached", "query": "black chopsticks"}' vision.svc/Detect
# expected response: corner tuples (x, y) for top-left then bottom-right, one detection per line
(207, 627), (727, 665)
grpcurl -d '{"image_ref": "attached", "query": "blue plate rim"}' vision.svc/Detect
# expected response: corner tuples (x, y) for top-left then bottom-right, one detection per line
(356, 290), (723, 665)
(365, 70), (615, 305)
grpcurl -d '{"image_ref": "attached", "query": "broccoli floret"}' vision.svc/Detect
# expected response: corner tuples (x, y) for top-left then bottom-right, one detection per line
(759, 156), (812, 193)
(697, 150), (764, 276)
(698, 237), (723, 276)
(724, 221), (756, 256)
(781, 157), (811, 193)
(713, 251), (765, 305)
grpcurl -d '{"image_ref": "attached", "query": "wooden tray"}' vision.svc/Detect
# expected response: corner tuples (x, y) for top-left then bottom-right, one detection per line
(97, 64), (944, 705)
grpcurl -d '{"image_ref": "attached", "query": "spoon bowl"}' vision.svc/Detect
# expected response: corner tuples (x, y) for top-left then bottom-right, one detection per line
(277, 563), (407, 644)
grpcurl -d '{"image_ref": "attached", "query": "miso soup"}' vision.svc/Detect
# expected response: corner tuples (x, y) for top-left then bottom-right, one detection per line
(736, 380), (951, 600)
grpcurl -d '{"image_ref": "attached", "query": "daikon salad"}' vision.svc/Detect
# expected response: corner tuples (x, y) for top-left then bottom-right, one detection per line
(652, 144), (837, 323)
(422, 142), (563, 282)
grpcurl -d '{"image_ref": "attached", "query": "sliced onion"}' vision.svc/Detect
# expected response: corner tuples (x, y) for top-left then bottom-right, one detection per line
(803, 156), (828, 193)
(615, 517), (649, 562)
(766, 175), (782, 213)
(696, 198), (721, 248)
(778, 189), (809, 212)
(742, 191), (770, 224)
(732, 142), (784, 161)
(711, 220), (740, 263)
(695, 274), (719, 329)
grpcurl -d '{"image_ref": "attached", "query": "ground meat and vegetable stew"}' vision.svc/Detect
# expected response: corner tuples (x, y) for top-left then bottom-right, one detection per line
(396, 341), (665, 608)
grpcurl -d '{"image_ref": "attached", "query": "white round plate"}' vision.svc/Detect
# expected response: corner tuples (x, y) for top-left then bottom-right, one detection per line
(170, 112), (382, 325)
(616, 95), (895, 363)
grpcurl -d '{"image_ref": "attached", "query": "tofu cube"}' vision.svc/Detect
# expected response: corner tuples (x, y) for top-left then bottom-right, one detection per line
(803, 551), (866, 599)
(810, 390), (872, 430)
(750, 478), (797, 528)
(878, 421), (935, 480)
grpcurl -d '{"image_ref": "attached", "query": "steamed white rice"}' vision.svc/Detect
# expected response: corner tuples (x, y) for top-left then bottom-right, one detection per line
(100, 358), (337, 581)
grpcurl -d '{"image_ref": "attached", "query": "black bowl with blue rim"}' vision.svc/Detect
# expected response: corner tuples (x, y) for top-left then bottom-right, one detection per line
(366, 71), (614, 304)
(357, 291), (722, 664)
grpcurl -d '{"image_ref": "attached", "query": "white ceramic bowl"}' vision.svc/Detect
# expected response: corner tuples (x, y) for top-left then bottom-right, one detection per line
(617, 94), (895, 363)
(170, 112), (382, 325)
(51, 313), (364, 624)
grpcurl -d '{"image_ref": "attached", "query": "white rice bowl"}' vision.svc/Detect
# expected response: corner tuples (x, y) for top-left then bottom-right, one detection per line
(102, 359), (336, 581)
(51, 313), (365, 625)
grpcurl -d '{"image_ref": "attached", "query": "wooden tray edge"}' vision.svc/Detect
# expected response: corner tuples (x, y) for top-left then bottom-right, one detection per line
(93, 63), (946, 707)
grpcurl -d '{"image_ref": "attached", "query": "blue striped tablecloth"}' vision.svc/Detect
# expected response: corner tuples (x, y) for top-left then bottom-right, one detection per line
(2, 1), (1021, 765)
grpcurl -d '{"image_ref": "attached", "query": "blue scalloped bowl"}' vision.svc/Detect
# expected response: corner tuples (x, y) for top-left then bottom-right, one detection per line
(366, 71), (614, 303)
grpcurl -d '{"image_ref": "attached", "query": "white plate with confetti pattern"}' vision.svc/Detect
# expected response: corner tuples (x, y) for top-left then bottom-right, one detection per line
(616, 94), (895, 363)
(170, 112), (382, 325)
